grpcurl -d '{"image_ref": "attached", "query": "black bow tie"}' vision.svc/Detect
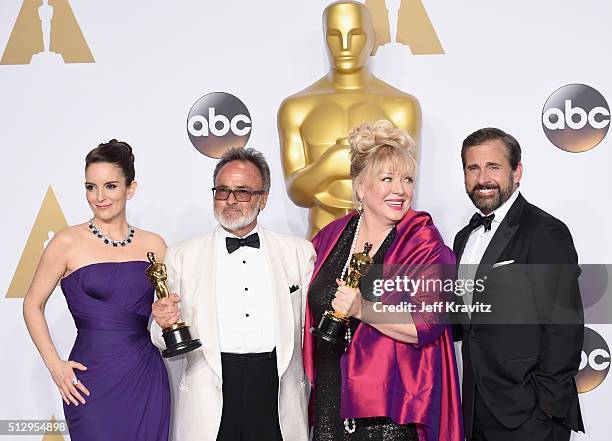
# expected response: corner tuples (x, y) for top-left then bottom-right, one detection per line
(226, 232), (260, 254)
(469, 213), (495, 232)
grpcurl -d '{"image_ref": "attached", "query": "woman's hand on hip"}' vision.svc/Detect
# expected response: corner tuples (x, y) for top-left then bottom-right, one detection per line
(48, 358), (89, 406)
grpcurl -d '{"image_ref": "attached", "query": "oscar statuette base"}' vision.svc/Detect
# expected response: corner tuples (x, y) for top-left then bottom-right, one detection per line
(310, 311), (349, 346)
(161, 322), (202, 358)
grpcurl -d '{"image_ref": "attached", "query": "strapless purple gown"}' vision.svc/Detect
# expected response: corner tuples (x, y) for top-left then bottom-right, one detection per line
(60, 261), (170, 441)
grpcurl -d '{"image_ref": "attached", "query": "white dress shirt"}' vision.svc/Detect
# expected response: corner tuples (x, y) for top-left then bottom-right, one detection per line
(459, 190), (520, 312)
(215, 224), (276, 353)
(460, 190), (520, 266)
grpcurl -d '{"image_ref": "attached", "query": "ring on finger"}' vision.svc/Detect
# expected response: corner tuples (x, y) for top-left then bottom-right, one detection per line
(70, 377), (79, 386)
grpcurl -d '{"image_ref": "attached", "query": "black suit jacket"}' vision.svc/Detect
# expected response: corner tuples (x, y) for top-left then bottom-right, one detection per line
(453, 193), (584, 438)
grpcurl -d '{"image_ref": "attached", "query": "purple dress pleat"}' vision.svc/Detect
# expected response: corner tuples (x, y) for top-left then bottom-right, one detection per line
(60, 261), (170, 441)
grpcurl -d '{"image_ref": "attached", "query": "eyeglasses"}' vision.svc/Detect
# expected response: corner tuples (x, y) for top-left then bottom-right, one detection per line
(212, 187), (265, 202)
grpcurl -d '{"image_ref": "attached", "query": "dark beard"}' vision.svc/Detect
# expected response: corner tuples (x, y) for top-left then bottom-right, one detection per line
(468, 175), (514, 215)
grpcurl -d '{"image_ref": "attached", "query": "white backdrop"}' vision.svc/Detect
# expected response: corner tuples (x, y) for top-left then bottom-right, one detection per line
(1, 1), (610, 440)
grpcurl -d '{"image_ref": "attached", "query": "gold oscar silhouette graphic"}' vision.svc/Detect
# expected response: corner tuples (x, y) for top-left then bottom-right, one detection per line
(41, 415), (65, 441)
(7, 186), (68, 298)
(1, 0), (94, 65)
(278, 0), (421, 237)
(365, 0), (444, 54)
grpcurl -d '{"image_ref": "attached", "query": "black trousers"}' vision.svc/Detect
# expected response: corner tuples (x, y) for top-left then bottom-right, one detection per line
(472, 387), (570, 441)
(216, 349), (283, 441)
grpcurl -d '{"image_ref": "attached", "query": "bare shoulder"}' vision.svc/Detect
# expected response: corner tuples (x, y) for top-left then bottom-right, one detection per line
(38, 224), (90, 268)
(135, 228), (167, 257)
(135, 228), (167, 247)
(49, 223), (89, 248)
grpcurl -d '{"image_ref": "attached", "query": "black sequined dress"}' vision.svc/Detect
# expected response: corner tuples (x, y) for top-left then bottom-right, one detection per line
(309, 216), (418, 441)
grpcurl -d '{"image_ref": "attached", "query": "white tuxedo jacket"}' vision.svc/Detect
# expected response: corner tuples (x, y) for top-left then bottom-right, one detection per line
(150, 225), (315, 441)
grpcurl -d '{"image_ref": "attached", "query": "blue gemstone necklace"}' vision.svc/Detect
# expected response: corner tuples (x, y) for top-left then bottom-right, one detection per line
(88, 219), (135, 247)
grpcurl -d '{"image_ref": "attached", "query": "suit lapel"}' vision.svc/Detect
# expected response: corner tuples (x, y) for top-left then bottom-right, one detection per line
(196, 230), (222, 379)
(456, 194), (525, 328)
(454, 225), (472, 263)
(474, 221), (518, 281)
(474, 194), (525, 281)
(260, 228), (294, 378)
(453, 225), (473, 331)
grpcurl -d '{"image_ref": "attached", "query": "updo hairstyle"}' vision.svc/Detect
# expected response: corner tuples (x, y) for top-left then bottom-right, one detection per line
(85, 139), (136, 185)
(348, 120), (417, 207)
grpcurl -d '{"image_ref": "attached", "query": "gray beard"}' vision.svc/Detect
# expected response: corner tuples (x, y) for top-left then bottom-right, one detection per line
(214, 207), (258, 232)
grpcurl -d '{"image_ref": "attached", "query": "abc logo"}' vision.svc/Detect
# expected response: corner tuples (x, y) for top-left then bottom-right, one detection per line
(542, 84), (610, 153)
(576, 326), (610, 393)
(187, 92), (252, 158)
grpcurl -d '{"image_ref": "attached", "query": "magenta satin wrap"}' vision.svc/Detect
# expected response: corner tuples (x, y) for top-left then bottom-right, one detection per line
(303, 210), (464, 441)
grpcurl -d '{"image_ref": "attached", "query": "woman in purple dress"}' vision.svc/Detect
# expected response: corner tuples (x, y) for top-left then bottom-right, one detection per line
(23, 140), (170, 441)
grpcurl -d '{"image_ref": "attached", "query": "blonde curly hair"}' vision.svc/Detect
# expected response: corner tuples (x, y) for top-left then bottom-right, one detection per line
(348, 119), (417, 208)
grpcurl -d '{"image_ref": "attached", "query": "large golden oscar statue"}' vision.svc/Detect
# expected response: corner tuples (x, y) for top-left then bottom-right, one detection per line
(278, 0), (421, 238)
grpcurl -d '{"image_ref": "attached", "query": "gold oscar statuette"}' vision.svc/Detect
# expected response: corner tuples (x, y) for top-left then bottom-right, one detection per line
(278, 0), (421, 237)
(311, 242), (374, 345)
(146, 252), (202, 358)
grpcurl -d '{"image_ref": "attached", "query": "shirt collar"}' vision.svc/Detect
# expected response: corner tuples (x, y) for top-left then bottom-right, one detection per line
(216, 223), (261, 240)
(481, 190), (520, 224)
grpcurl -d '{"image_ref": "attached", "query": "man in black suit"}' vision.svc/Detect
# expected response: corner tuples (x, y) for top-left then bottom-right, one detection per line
(453, 128), (584, 441)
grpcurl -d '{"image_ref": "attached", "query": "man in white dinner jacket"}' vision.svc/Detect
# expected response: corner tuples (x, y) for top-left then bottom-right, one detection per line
(150, 147), (315, 441)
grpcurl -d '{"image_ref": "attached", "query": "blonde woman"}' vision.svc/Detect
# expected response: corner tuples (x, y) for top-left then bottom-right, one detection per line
(303, 120), (463, 441)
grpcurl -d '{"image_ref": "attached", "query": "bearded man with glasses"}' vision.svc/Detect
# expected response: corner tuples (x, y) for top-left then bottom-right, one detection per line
(150, 147), (315, 441)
